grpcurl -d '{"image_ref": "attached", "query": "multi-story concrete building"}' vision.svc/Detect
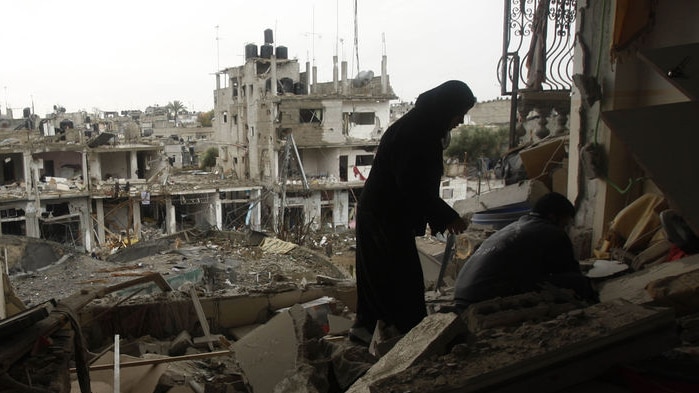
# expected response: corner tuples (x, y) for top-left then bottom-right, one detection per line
(0, 116), (262, 254)
(213, 29), (396, 231)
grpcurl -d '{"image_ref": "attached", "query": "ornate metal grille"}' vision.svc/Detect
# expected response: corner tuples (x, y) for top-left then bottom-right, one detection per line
(499, 0), (578, 95)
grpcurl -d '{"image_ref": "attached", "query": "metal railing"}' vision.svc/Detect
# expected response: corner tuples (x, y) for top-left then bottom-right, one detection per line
(499, 0), (578, 95)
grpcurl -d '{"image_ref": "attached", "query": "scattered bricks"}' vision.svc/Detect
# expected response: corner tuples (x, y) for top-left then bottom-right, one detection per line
(346, 312), (467, 393)
(169, 330), (193, 356)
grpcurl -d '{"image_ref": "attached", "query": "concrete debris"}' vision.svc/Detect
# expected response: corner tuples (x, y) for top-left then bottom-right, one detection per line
(599, 253), (699, 305)
(346, 312), (467, 393)
(465, 289), (584, 332)
(232, 304), (309, 393)
(259, 236), (298, 254)
(370, 301), (677, 393)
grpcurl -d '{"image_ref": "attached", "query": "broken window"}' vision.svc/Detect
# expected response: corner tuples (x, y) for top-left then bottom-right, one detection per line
(355, 155), (374, 166)
(300, 108), (323, 123)
(351, 112), (375, 125)
(223, 111), (228, 123)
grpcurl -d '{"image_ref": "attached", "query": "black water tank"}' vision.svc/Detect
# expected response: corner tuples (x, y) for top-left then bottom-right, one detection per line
(23, 108), (31, 118)
(260, 44), (273, 59)
(264, 28), (274, 44)
(276, 46), (288, 59)
(293, 82), (307, 95)
(245, 43), (258, 60)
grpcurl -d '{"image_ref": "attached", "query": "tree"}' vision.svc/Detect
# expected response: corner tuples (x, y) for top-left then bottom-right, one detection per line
(166, 100), (187, 126)
(200, 147), (219, 170)
(444, 125), (509, 164)
(197, 110), (215, 127)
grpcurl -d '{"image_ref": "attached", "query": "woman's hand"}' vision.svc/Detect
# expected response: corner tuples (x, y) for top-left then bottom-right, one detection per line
(446, 217), (467, 234)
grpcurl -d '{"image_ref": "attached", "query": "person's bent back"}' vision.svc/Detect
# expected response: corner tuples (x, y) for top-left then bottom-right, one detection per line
(453, 193), (596, 310)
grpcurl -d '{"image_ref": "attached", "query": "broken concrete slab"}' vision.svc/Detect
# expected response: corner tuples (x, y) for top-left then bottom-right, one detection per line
(70, 351), (168, 393)
(169, 330), (193, 356)
(453, 179), (549, 217)
(599, 253), (699, 305)
(232, 304), (306, 393)
(370, 301), (677, 393)
(107, 238), (175, 264)
(646, 268), (699, 316)
(327, 314), (353, 336)
(345, 312), (467, 393)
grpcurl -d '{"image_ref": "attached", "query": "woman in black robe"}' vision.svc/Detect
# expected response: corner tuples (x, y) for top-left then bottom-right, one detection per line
(351, 80), (476, 342)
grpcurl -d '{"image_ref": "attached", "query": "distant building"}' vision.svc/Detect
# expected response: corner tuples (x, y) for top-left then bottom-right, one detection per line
(213, 29), (396, 231)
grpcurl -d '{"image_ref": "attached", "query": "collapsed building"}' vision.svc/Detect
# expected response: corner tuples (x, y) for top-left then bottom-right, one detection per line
(0, 117), (263, 254)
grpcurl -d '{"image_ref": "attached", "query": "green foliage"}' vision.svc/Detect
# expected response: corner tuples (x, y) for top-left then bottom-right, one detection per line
(197, 110), (215, 127)
(444, 125), (509, 163)
(200, 147), (219, 169)
(166, 100), (187, 124)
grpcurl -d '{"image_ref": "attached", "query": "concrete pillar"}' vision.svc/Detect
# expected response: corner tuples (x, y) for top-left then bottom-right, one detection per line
(270, 56), (277, 96)
(251, 189), (262, 231)
(95, 198), (106, 246)
(216, 73), (221, 90)
(165, 198), (177, 234)
(333, 55), (339, 93)
(305, 192), (322, 231)
(306, 61), (311, 94)
(79, 200), (92, 252)
(129, 151), (138, 179)
(212, 192), (222, 230)
(23, 152), (32, 194)
(25, 211), (40, 239)
(333, 190), (350, 229)
(81, 150), (89, 189)
(381, 55), (388, 94)
(312, 66), (318, 94)
(132, 198), (141, 240)
(341, 61), (348, 94)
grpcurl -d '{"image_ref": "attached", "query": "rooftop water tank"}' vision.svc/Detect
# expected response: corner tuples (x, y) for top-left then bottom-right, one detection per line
(276, 46), (288, 60)
(245, 43), (258, 60)
(264, 28), (274, 44)
(260, 44), (273, 59)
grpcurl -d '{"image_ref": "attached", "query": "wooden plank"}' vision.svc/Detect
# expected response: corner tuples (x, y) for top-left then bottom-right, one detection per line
(190, 287), (215, 351)
(73, 350), (232, 372)
(602, 101), (699, 236)
(103, 272), (172, 295)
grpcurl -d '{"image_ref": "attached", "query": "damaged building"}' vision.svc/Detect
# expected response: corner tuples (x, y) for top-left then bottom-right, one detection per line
(213, 29), (396, 232)
(0, 112), (263, 253)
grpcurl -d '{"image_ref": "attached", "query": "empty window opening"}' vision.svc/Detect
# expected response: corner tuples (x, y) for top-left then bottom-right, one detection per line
(300, 109), (323, 123)
(351, 112), (375, 125)
(355, 155), (374, 166)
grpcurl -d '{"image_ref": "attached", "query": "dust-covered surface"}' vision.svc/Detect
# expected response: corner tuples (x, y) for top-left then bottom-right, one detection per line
(371, 302), (672, 392)
(7, 230), (356, 308)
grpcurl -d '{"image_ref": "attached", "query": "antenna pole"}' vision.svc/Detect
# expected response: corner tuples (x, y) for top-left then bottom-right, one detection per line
(353, 0), (360, 75)
(215, 25), (220, 71)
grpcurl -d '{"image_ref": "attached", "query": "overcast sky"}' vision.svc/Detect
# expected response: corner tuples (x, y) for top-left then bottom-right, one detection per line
(1, 0), (505, 117)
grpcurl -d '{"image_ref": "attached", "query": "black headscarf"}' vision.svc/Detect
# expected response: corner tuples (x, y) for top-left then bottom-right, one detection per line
(412, 80), (476, 137)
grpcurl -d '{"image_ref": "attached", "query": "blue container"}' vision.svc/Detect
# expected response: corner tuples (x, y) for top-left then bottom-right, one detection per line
(471, 203), (531, 230)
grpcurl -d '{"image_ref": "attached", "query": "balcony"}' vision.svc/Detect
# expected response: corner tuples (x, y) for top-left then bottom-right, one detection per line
(499, 0), (577, 147)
